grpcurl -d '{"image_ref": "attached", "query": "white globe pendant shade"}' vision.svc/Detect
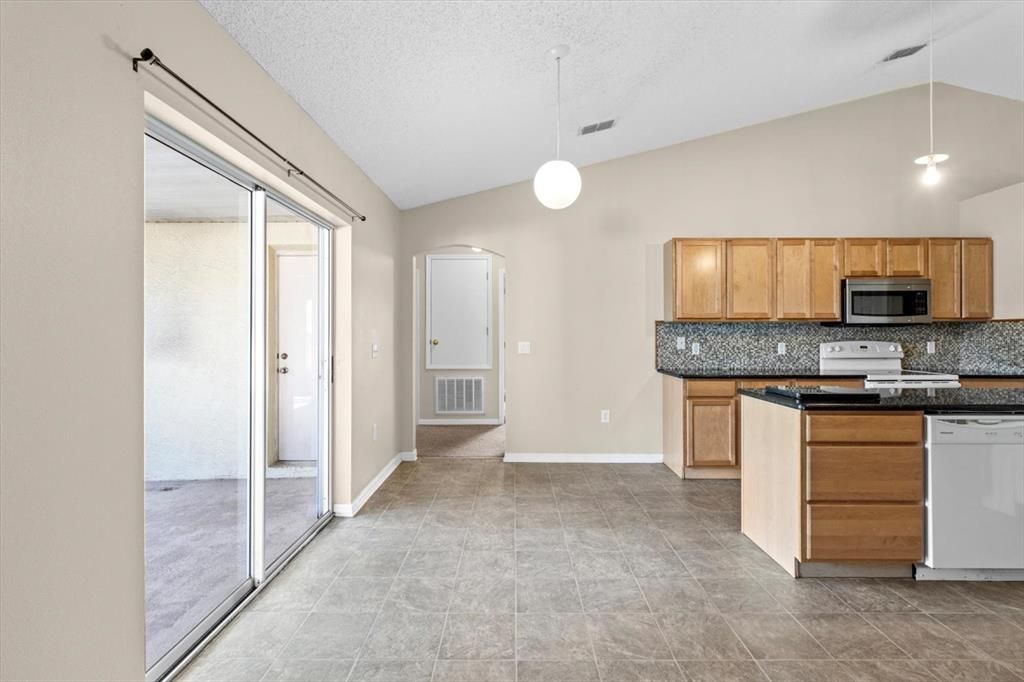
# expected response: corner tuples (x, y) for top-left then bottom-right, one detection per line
(533, 159), (582, 210)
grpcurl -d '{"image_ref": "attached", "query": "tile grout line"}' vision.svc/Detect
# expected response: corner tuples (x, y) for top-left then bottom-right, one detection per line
(342, 475), (434, 682)
(558, 471), (604, 682)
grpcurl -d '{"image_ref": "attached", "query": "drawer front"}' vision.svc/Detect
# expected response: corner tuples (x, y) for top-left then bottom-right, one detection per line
(686, 380), (737, 398)
(806, 446), (922, 502)
(805, 413), (922, 444)
(959, 378), (1024, 389)
(805, 504), (922, 562)
(790, 379), (864, 389)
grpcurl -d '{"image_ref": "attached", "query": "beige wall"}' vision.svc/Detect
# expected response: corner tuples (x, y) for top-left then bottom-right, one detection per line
(399, 84), (1024, 455)
(0, 2), (400, 679)
(416, 248), (505, 423)
(960, 182), (1024, 319)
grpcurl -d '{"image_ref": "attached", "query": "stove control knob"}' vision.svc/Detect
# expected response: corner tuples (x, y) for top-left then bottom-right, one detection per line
(889, 345), (897, 351)
(831, 345), (840, 352)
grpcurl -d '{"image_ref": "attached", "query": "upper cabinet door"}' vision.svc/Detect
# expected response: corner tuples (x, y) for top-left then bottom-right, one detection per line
(776, 239), (811, 319)
(928, 238), (961, 319)
(961, 238), (994, 319)
(843, 239), (886, 277)
(673, 239), (725, 319)
(810, 239), (844, 320)
(726, 239), (775, 319)
(886, 239), (929, 277)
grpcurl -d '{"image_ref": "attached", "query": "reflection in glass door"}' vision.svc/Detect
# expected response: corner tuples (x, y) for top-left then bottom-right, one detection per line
(264, 198), (329, 568)
(143, 126), (333, 680)
(143, 135), (252, 674)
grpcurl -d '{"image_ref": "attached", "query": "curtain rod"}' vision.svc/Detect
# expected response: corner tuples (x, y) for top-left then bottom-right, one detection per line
(132, 48), (367, 222)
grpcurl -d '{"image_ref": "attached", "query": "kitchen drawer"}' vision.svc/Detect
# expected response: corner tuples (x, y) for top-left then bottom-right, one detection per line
(686, 380), (737, 397)
(805, 446), (922, 502)
(805, 503), (922, 562)
(804, 412), (923, 444)
(959, 378), (1024, 389)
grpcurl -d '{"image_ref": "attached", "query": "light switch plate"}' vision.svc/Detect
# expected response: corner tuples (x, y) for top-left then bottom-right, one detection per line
(675, 336), (686, 351)
(600, 409), (610, 423)
(518, 341), (531, 354)
(371, 343), (380, 359)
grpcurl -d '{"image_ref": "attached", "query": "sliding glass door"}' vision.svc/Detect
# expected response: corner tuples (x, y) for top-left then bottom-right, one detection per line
(143, 127), (332, 680)
(264, 197), (330, 569)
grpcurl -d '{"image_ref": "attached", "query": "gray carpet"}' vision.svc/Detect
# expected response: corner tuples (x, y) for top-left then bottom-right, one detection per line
(416, 424), (506, 459)
(145, 474), (318, 667)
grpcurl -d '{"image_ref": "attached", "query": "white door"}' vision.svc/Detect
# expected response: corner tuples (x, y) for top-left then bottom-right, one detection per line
(276, 253), (318, 461)
(427, 255), (490, 369)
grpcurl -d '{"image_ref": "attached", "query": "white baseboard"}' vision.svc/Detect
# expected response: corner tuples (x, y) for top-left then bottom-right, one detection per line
(333, 452), (402, 518)
(503, 452), (664, 464)
(399, 450), (418, 462)
(418, 418), (503, 426)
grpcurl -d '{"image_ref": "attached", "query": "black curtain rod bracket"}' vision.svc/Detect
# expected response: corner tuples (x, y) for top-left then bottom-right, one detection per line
(132, 48), (367, 222)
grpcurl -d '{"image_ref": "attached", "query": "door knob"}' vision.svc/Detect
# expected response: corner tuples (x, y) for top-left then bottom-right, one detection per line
(431, 339), (439, 346)
(278, 367), (289, 374)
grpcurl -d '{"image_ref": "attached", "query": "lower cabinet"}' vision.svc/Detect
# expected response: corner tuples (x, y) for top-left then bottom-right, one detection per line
(802, 411), (924, 564)
(685, 398), (737, 467)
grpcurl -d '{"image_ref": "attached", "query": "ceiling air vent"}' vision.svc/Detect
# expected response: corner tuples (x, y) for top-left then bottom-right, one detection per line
(578, 119), (616, 136)
(881, 43), (927, 63)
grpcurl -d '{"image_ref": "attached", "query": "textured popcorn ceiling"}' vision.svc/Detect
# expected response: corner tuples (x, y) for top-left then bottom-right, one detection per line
(200, 0), (1024, 209)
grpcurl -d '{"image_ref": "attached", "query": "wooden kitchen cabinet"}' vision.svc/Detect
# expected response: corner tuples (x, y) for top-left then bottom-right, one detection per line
(961, 238), (994, 319)
(663, 377), (741, 477)
(686, 397), (738, 467)
(665, 239), (724, 319)
(843, 238), (886, 277)
(776, 239), (811, 319)
(741, 399), (925, 575)
(886, 238), (929, 277)
(810, 239), (844, 319)
(928, 238), (962, 319)
(777, 239), (843, 320)
(726, 239), (774, 319)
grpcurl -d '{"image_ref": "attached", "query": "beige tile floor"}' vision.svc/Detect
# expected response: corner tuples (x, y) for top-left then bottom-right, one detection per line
(179, 460), (1024, 682)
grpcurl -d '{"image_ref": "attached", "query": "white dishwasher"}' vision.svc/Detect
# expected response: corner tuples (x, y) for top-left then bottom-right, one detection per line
(920, 414), (1024, 580)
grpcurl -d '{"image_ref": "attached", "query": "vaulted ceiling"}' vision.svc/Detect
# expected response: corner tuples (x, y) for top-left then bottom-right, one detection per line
(200, 0), (1024, 209)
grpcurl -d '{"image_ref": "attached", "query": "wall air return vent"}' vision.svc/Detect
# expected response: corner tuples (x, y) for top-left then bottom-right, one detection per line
(881, 43), (927, 63)
(435, 376), (485, 415)
(578, 119), (616, 136)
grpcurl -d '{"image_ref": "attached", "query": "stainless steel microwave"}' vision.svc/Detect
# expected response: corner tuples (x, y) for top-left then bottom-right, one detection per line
(843, 278), (932, 324)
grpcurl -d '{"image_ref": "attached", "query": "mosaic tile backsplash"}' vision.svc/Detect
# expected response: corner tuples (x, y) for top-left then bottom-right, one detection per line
(655, 320), (1024, 375)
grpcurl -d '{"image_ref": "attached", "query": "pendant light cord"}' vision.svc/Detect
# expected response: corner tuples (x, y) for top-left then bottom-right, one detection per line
(555, 55), (562, 160)
(929, 0), (934, 155)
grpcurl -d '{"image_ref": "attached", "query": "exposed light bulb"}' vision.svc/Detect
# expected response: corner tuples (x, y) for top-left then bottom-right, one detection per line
(922, 161), (941, 186)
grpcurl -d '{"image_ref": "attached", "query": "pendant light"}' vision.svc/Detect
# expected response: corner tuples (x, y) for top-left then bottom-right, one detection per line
(914, 0), (948, 186)
(534, 44), (582, 210)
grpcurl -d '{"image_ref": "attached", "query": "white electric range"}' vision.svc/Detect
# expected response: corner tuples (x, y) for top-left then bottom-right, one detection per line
(818, 341), (960, 389)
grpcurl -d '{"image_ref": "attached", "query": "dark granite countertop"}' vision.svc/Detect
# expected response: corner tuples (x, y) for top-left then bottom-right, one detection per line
(657, 368), (1024, 380)
(738, 387), (1024, 414)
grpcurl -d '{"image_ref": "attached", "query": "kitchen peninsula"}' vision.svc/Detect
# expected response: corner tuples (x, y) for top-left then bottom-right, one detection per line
(739, 386), (1024, 578)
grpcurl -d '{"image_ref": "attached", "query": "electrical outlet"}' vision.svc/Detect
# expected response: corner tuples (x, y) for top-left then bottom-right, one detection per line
(777, 342), (787, 355)
(927, 341), (936, 354)
(675, 336), (686, 351)
(517, 341), (531, 354)
(372, 423), (378, 441)
(691, 341), (701, 355)
(600, 409), (610, 423)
